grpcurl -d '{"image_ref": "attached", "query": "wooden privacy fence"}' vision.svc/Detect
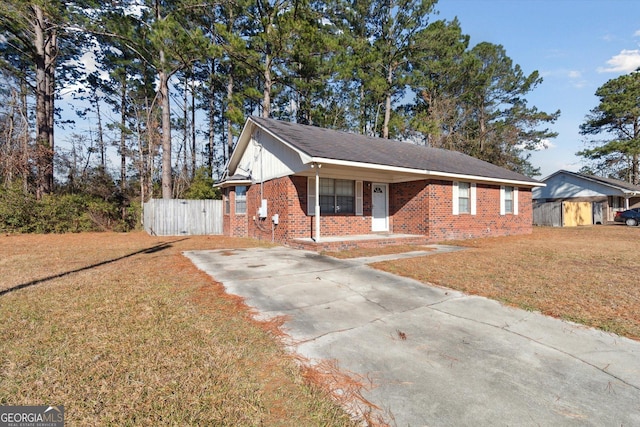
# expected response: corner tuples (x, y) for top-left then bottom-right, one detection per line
(534, 201), (606, 227)
(533, 201), (562, 227)
(143, 199), (223, 236)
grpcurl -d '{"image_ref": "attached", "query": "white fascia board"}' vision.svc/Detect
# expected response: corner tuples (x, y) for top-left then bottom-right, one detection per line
(306, 157), (420, 175)
(228, 120), (255, 173)
(214, 179), (252, 188)
(423, 170), (546, 187)
(307, 157), (545, 188)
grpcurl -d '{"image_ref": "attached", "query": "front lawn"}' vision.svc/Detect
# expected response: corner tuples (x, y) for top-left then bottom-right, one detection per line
(0, 232), (359, 426)
(370, 226), (640, 339)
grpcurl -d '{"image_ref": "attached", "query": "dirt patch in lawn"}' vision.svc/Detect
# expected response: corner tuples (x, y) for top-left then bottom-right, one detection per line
(0, 232), (361, 426)
(369, 226), (640, 340)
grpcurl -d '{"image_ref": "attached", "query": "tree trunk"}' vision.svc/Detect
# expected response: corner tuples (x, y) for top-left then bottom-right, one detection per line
(182, 74), (188, 177)
(383, 66), (393, 139)
(160, 65), (172, 199)
(359, 83), (365, 134)
(479, 97), (486, 152)
(46, 26), (56, 191)
(227, 71), (234, 162)
(208, 59), (215, 175)
(20, 82), (29, 193)
(263, 52), (272, 118)
(120, 79), (127, 192)
(33, 5), (54, 197)
(94, 94), (105, 168)
(191, 75), (196, 179)
(262, 18), (273, 118)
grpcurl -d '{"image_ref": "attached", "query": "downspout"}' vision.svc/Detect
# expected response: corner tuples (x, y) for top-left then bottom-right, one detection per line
(314, 163), (321, 242)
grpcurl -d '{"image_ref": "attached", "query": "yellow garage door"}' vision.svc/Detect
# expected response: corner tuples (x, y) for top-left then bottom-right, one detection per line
(563, 202), (592, 227)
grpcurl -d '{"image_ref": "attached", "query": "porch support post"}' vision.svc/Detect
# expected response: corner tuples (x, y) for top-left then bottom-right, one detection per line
(315, 163), (321, 242)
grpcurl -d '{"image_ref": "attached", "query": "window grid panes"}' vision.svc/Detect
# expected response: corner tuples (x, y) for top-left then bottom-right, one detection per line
(458, 182), (470, 213)
(504, 186), (513, 214)
(319, 178), (354, 213)
(235, 186), (247, 214)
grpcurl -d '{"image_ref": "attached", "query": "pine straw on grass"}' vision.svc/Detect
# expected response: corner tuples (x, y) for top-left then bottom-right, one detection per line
(370, 226), (640, 340)
(0, 232), (362, 426)
(323, 245), (434, 259)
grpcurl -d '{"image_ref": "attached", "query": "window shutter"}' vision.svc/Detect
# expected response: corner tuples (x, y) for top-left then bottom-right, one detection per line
(514, 187), (519, 215)
(500, 186), (506, 216)
(452, 182), (459, 215)
(308, 177), (316, 216)
(471, 183), (477, 215)
(355, 181), (363, 215)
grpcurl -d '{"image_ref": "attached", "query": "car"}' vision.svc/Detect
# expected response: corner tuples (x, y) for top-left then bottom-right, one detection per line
(614, 208), (640, 226)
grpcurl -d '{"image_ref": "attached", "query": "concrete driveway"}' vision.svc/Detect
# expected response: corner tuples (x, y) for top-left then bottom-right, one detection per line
(185, 246), (640, 426)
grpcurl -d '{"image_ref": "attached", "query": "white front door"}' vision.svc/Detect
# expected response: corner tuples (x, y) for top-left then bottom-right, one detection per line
(372, 183), (388, 232)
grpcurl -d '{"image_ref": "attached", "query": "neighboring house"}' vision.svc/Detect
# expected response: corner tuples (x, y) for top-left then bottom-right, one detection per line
(217, 116), (544, 250)
(532, 170), (640, 226)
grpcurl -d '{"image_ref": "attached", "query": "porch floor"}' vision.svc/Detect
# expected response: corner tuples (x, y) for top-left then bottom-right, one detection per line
(289, 233), (432, 252)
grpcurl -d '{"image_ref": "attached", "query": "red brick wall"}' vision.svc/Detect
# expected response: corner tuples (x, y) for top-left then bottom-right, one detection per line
(224, 175), (533, 245)
(222, 187), (248, 237)
(379, 179), (532, 241)
(426, 180), (533, 241)
(390, 180), (431, 235)
(245, 177), (294, 243)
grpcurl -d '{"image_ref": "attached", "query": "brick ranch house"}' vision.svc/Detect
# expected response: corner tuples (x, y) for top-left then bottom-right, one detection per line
(217, 116), (544, 250)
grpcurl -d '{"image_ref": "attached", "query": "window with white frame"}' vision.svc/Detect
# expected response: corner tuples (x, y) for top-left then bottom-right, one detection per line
(504, 186), (514, 213)
(320, 178), (354, 213)
(224, 189), (230, 214)
(308, 178), (361, 215)
(500, 186), (518, 215)
(235, 185), (247, 214)
(453, 181), (476, 215)
(458, 182), (470, 213)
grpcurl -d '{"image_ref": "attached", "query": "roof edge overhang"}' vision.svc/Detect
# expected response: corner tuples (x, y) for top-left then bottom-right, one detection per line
(306, 157), (545, 188)
(214, 178), (252, 188)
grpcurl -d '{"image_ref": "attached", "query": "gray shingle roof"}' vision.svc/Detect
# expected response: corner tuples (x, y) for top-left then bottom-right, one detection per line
(251, 116), (540, 184)
(580, 173), (640, 192)
(551, 170), (640, 192)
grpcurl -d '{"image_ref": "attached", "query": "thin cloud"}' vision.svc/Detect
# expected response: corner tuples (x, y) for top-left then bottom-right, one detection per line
(566, 70), (588, 88)
(597, 49), (640, 73)
(634, 29), (640, 37)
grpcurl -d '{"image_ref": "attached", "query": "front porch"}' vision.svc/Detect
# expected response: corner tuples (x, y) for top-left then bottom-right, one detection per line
(288, 233), (432, 252)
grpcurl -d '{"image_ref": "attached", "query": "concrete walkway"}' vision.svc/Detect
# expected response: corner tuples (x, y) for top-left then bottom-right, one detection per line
(185, 246), (640, 426)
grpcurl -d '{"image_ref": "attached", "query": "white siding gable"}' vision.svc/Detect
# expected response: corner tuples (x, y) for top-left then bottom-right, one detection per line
(233, 129), (308, 182)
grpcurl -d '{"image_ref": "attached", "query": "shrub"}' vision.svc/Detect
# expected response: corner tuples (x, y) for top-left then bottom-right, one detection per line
(0, 183), (37, 233)
(0, 187), (140, 234)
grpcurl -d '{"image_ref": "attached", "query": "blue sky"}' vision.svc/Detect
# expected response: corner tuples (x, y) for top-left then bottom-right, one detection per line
(435, 0), (640, 178)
